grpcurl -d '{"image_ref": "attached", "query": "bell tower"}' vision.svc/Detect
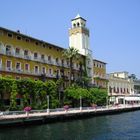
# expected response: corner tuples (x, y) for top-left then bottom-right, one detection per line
(69, 14), (90, 55)
(69, 14), (93, 82)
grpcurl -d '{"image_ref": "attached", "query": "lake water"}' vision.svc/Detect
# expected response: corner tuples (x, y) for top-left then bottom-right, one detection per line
(0, 110), (140, 140)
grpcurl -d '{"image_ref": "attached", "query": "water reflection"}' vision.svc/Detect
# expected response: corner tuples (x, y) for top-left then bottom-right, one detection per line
(0, 111), (140, 140)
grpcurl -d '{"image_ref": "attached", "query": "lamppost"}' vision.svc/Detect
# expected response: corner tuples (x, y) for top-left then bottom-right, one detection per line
(106, 96), (109, 108)
(80, 96), (82, 111)
(124, 95), (126, 107)
(47, 95), (50, 114)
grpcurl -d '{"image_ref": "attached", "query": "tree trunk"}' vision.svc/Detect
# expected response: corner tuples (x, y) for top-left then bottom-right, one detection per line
(69, 58), (73, 86)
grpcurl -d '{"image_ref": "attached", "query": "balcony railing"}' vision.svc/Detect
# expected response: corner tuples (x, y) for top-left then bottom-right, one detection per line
(2, 52), (78, 69)
(0, 66), (3, 70)
(6, 67), (13, 71)
(94, 75), (108, 80)
(24, 70), (31, 74)
(24, 55), (31, 60)
(48, 60), (54, 65)
(15, 69), (23, 73)
(6, 51), (12, 56)
(47, 74), (55, 78)
(55, 62), (61, 66)
(15, 53), (23, 58)
(0, 49), (5, 54)
(40, 59), (47, 63)
(34, 57), (38, 60)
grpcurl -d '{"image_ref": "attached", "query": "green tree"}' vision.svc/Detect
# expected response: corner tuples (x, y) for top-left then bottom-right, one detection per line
(10, 80), (18, 110)
(16, 79), (48, 109)
(16, 79), (35, 107)
(75, 59), (91, 88)
(56, 78), (64, 107)
(63, 47), (79, 85)
(33, 80), (47, 109)
(90, 88), (108, 106)
(64, 84), (91, 107)
(45, 80), (58, 108)
(0, 77), (13, 110)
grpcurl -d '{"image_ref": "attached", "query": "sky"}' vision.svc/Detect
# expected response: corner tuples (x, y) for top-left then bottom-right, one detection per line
(0, 0), (140, 78)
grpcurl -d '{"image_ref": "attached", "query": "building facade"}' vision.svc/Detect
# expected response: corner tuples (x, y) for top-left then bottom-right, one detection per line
(133, 79), (140, 94)
(93, 59), (108, 88)
(0, 27), (86, 85)
(108, 72), (138, 104)
(0, 15), (107, 87)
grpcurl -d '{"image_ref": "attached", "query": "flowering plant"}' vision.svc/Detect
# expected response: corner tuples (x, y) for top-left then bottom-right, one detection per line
(91, 104), (97, 109)
(24, 106), (32, 112)
(63, 105), (69, 111)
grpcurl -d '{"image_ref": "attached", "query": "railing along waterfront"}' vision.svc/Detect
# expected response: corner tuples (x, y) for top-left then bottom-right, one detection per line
(1, 104), (140, 118)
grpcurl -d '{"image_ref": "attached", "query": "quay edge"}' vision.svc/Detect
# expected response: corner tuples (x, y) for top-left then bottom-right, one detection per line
(0, 106), (140, 127)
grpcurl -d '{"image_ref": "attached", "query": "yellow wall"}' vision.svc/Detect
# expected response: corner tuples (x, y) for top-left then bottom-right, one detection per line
(93, 60), (107, 88)
(0, 28), (84, 82)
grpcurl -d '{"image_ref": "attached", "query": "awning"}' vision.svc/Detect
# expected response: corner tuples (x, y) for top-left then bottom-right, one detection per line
(124, 97), (140, 101)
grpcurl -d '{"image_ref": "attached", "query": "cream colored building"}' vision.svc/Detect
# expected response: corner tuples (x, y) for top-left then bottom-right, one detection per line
(108, 72), (138, 104)
(69, 14), (93, 81)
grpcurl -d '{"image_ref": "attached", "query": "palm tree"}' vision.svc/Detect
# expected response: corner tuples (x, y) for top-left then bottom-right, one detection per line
(63, 47), (79, 85)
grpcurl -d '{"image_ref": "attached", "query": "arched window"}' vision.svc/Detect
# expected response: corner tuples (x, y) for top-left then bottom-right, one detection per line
(42, 67), (46, 74)
(121, 88), (122, 93)
(24, 50), (30, 59)
(48, 56), (51, 62)
(15, 48), (20, 55)
(117, 87), (119, 93)
(73, 23), (76, 27)
(77, 22), (80, 27)
(49, 68), (52, 75)
(113, 87), (116, 93)
(34, 52), (38, 59)
(34, 65), (39, 74)
(6, 45), (12, 55)
(24, 50), (28, 56)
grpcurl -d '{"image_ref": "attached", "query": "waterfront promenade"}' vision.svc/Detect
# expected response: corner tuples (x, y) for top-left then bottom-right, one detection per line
(0, 104), (140, 126)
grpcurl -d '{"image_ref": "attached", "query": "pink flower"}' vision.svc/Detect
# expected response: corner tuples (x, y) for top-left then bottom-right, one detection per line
(91, 104), (97, 109)
(24, 106), (32, 112)
(63, 105), (69, 110)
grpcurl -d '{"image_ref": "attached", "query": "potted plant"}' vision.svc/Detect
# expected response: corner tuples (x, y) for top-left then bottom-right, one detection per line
(24, 106), (32, 117)
(63, 105), (69, 112)
(91, 103), (97, 109)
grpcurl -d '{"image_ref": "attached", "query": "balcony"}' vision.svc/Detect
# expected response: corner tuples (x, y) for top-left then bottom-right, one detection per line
(24, 55), (31, 60)
(34, 57), (38, 60)
(40, 59), (47, 63)
(0, 49), (5, 55)
(94, 75), (108, 81)
(33, 71), (40, 75)
(0, 66), (3, 70)
(47, 74), (56, 78)
(6, 67), (13, 71)
(55, 62), (61, 66)
(6, 51), (12, 56)
(15, 53), (23, 58)
(24, 70), (31, 74)
(48, 60), (54, 65)
(15, 69), (23, 73)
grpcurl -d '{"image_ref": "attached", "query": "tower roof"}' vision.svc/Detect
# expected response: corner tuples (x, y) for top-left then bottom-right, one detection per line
(71, 14), (86, 21)
(75, 14), (81, 18)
